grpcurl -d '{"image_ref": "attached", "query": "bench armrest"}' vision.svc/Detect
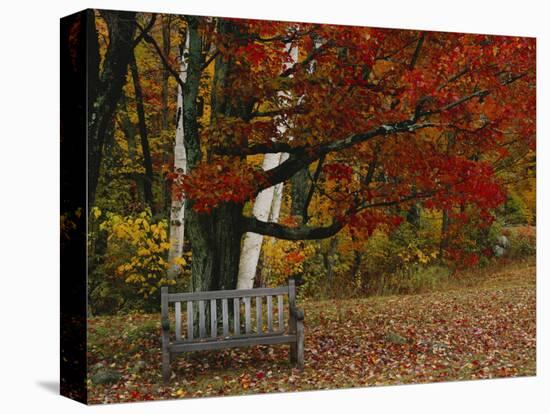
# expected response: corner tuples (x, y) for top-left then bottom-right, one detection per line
(291, 307), (305, 321)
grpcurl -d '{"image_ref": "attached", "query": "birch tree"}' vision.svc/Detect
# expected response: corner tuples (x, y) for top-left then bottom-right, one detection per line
(237, 45), (298, 289)
(167, 30), (190, 279)
(236, 152), (283, 288)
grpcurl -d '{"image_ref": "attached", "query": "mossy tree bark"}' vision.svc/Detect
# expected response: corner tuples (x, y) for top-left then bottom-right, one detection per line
(88, 10), (137, 209)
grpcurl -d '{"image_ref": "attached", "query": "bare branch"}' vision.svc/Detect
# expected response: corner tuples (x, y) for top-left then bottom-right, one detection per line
(136, 20), (185, 91)
(132, 14), (157, 48)
(201, 49), (219, 70)
(409, 33), (425, 70)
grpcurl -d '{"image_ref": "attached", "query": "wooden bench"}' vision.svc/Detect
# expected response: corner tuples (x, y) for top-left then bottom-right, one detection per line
(160, 278), (304, 384)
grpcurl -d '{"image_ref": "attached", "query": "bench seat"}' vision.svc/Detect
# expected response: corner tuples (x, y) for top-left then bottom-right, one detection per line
(161, 278), (304, 384)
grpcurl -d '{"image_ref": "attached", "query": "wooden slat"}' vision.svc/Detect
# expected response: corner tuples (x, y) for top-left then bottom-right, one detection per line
(278, 295), (284, 331)
(167, 286), (289, 302)
(244, 297), (251, 334)
(175, 301), (182, 341)
(233, 298), (240, 335)
(199, 300), (206, 338)
(210, 299), (217, 338)
(174, 330), (284, 343)
(222, 298), (229, 336)
(170, 334), (297, 353)
(256, 296), (262, 333)
(186, 301), (193, 340)
(267, 296), (273, 332)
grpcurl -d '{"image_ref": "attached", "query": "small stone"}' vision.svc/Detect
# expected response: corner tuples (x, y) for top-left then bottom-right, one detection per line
(493, 245), (505, 257)
(91, 369), (121, 385)
(497, 235), (510, 248)
(431, 342), (450, 353)
(385, 331), (409, 345)
(131, 360), (147, 373)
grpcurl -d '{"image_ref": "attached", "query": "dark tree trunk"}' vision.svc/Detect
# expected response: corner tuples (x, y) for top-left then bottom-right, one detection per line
(291, 156), (324, 224)
(88, 10), (137, 208)
(439, 131), (456, 260)
(181, 17), (247, 292)
(180, 18), (258, 293)
(129, 52), (156, 214)
(323, 237), (338, 281)
(439, 209), (450, 260)
(351, 250), (362, 281)
(406, 203), (421, 228)
(118, 94), (145, 203)
(291, 167), (309, 222)
(161, 15), (172, 216)
(187, 202), (245, 291)
(161, 16), (171, 132)
(182, 17), (203, 170)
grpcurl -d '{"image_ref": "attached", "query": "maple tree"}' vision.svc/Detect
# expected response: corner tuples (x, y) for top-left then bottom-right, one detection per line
(157, 18), (535, 291)
(83, 11), (535, 298)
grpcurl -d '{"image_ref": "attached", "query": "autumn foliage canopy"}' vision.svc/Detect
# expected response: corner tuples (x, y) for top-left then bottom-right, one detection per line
(171, 19), (535, 241)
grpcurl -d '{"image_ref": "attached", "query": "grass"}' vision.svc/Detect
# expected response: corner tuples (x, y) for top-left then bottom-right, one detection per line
(87, 257), (536, 404)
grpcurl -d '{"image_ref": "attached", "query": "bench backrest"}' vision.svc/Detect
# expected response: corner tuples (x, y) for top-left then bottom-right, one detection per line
(161, 279), (297, 342)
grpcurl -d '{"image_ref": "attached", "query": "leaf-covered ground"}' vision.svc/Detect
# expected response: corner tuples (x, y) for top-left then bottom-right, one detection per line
(87, 258), (536, 404)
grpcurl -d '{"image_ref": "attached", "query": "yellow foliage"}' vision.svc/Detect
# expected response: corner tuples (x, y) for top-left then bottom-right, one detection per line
(262, 238), (316, 286)
(91, 207), (102, 220)
(99, 210), (180, 297)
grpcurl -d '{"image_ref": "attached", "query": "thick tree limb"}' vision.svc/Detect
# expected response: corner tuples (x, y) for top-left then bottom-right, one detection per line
(243, 190), (436, 240)
(243, 216), (344, 240)
(256, 120), (436, 191)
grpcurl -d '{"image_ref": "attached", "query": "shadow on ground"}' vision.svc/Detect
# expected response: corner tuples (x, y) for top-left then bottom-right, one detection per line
(36, 381), (59, 395)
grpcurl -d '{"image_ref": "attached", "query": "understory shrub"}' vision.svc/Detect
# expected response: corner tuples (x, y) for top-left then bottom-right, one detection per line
(506, 226), (536, 258)
(88, 208), (190, 315)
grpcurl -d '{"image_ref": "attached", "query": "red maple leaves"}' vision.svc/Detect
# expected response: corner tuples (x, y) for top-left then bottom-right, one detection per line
(172, 161), (267, 213)
(170, 20), (534, 250)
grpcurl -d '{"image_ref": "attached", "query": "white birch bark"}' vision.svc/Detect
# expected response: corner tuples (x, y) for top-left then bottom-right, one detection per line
(269, 152), (289, 223)
(236, 45), (298, 289)
(167, 31), (190, 279)
(236, 153), (282, 288)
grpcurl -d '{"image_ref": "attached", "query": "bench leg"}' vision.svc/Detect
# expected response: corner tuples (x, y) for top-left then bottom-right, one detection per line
(296, 319), (304, 370)
(289, 342), (297, 365)
(162, 349), (171, 385)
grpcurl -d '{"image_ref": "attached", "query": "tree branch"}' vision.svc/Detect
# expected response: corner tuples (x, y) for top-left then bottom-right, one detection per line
(279, 40), (335, 78)
(409, 33), (425, 70)
(136, 20), (186, 91)
(243, 215), (344, 240)
(201, 49), (219, 70)
(256, 120), (436, 191)
(243, 189), (437, 240)
(303, 155), (326, 224)
(132, 14), (157, 48)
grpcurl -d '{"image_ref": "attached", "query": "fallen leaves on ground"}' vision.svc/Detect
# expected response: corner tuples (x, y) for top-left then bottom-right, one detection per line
(87, 258), (535, 404)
